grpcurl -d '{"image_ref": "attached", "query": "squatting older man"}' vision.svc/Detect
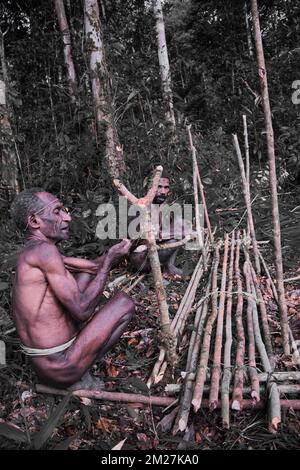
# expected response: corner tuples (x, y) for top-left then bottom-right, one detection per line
(11, 188), (135, 390)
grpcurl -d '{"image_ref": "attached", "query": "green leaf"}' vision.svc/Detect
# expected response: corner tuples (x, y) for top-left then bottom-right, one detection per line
(0, 282), (9, 291)
(127, 377), (150, 395)
(0, 423), (27, 443)
(53, 432), (82, 450)
(33, 394), (71, 450)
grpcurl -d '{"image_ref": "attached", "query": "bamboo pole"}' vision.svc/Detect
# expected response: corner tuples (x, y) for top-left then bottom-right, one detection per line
(249, 264), (274, 365)
(232, 134), (260, 274)
(221, 231), (235, 428)
(251, 0), (290, 356)
(209, 234), (229, 410)
(173, 274), (212, 434)
(187, 125), (213, 243)
(243, 259), (260, 403)
(192, 242), (221, 412)
(243, 114), (250, 191)
(232, 234), (246, 411)
(247, 262), (281, 432)
(187, 125), (205, 267)
(242, 234), (274, 367)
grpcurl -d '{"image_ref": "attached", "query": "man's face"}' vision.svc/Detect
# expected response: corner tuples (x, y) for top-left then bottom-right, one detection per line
(32, 192), (72, 242)
(153, 178), (170, 204)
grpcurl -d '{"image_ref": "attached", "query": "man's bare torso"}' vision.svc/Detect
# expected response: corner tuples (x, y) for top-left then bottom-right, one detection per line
(13, 242), (77, 350)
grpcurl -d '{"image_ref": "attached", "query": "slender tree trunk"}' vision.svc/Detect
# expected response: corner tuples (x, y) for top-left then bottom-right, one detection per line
(153, 0), (176, 128)
(251, 0), (290, 356)
(0, 28), (19, 198)
(244, 2), (254, 58)
(84, 0), (125, 178)
(54, 0), (77, 101)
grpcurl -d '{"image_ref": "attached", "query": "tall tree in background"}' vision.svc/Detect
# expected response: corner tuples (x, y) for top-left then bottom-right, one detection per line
(84, 0), (125, 178)
(244, 1), (253, 58)
(153, 0), (176, 128)
(0, 27), (19, 198)
(54, 0), (77, 102)
(251, 0), (290, 356)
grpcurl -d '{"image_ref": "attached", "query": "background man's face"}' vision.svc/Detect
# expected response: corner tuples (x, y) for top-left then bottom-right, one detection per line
(153, 178), (170, 204)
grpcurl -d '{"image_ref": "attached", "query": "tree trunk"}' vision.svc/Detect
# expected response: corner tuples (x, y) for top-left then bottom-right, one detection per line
(251, 0), (290, 356)
(0, 27), (20, 198)
(244, 2), (254, 58)
(84, 0), (125, 178)
(153, 0), (176, 128)
(54, 0), (77, 101)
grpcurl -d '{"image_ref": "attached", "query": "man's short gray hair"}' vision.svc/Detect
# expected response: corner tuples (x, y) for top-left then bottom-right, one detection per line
(10, 188), (46, 232)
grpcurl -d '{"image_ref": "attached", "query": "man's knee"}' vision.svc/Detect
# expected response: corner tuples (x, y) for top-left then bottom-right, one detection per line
(113, 292), (135, 319)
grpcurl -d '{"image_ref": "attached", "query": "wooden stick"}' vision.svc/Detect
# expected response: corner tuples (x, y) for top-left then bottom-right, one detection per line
(167, 383), (300, 396)
(36, 384), (174, 406)
(243, 114), (250, 191)
(192, 242), (221, 412)
(187, 125), (205, 267)
(232, 233), (246, 411)
(248, 264), (281, 433)
(173, 274), (213, 434)
(258, 250), (298, 364)
(209, 234), (229, 410)
(221, 231), (235, 428)
(243, 259), (260, 403)
(186, 126), (213, 243)
(156, 234), (195, 250)
(232, 133), (260, 274)
(249, 264), (274, 365)
(258, 372), (300, 382)
(251, 0), (290, 357)
(124, 274), (145, 294)
(156, 248), (210, 384)
(147, 237), (211, 387)
(35, 385), (300, 410)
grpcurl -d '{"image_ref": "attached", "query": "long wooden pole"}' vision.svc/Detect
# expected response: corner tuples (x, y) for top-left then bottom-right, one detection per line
(209, 234), (229, 410)
(35, 385), (300, 410)
(250, 0), (290, 356)
(221, 231), (235, 428)
(232, 134), (260, 274)
(187, 125), (213, 243)
(192, 242), (221, 412)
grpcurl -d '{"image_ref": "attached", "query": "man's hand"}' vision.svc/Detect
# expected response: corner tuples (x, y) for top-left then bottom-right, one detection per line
(107, 239), (133, 265)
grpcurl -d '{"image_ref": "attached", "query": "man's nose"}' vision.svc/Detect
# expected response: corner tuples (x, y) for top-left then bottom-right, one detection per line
(63, 212), (72, 222)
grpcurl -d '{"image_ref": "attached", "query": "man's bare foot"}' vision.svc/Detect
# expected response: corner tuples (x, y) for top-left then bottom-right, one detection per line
(67, 371), (105, 391)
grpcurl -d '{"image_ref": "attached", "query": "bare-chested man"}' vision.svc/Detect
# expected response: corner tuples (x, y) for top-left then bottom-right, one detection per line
(129, 176), (185, 276)
(11, 188), (135, 390)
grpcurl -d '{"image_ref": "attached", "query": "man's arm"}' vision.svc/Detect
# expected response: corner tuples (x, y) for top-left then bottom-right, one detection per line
(36, 240), (132, 322)
(62, 255), (105, 275)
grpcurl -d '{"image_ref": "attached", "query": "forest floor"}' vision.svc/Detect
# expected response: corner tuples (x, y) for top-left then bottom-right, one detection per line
(1, 187), (300, 450)
(1, 242), (300, 451)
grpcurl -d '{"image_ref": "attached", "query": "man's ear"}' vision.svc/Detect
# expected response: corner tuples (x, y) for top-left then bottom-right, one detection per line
(27, 214), (40, 230)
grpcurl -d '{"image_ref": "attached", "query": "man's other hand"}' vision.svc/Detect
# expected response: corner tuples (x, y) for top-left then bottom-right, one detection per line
(108, 239), (133, 264)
